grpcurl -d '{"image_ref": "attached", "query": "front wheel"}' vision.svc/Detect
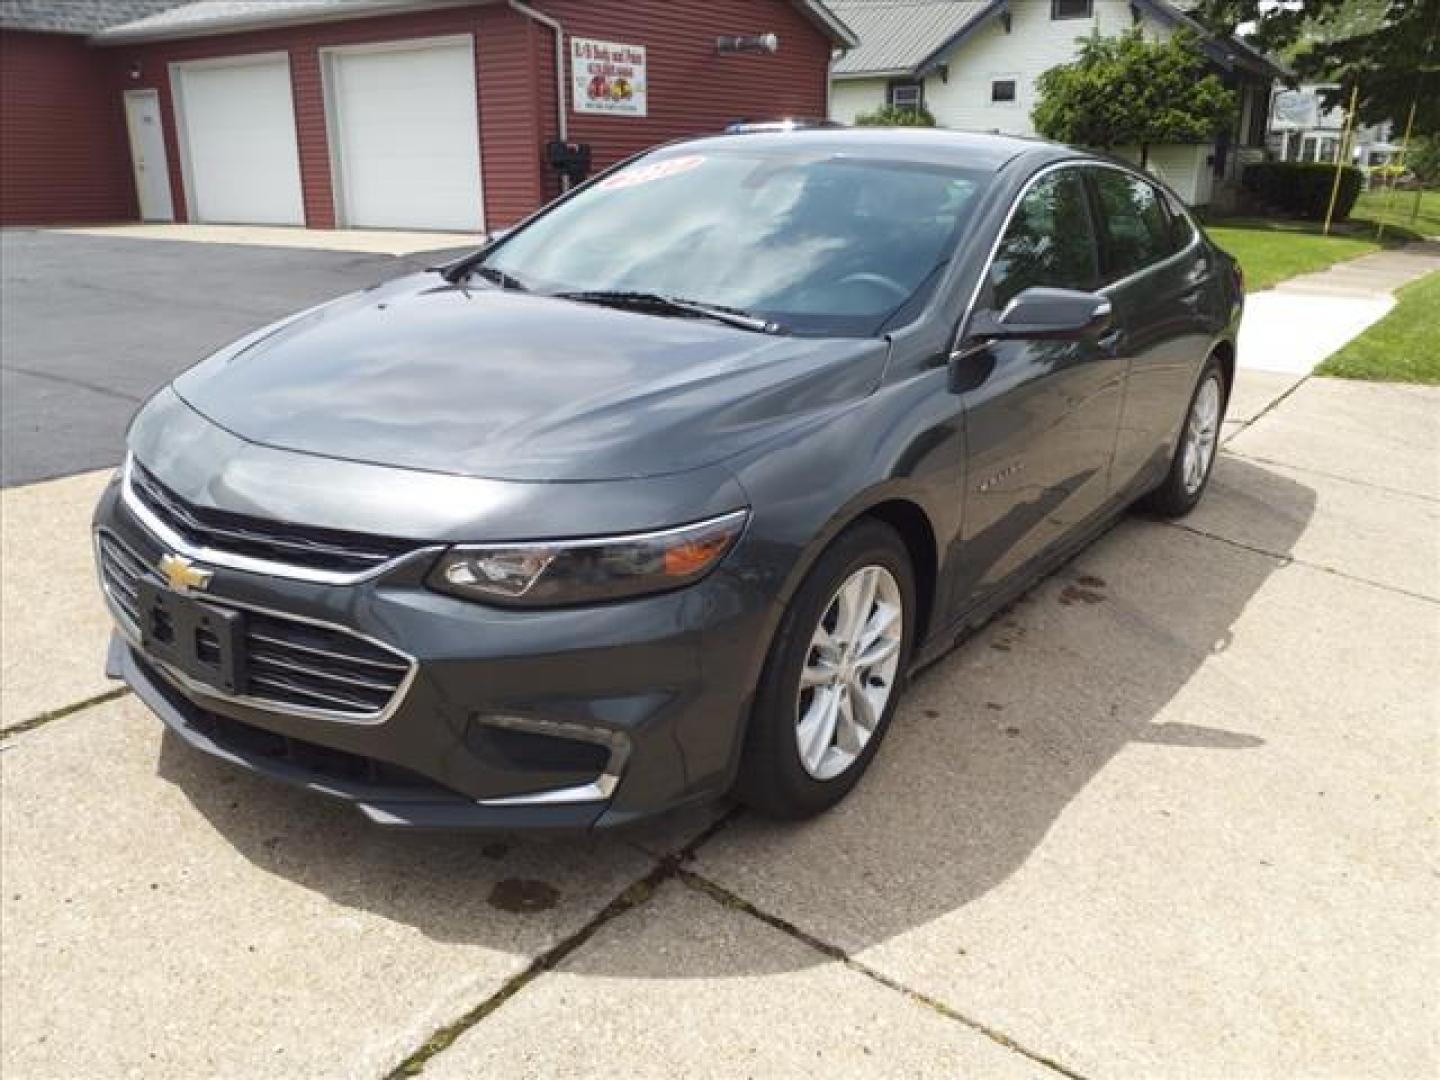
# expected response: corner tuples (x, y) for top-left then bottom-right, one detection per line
(1139, 355), (1226, 518)
(735, 519), (914, 819)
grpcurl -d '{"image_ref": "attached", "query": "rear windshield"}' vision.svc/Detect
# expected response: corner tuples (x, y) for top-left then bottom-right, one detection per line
(481, 148), (992, 336)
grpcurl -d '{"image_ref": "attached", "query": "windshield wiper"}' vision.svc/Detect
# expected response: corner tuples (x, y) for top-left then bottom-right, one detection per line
(554, 290), (784, 334)
(467, 264), (529, 292)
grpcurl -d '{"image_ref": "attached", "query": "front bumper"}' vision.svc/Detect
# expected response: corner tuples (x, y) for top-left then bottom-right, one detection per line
(93, 474), (772, 830)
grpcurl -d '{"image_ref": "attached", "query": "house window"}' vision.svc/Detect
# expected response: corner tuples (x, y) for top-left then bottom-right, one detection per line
(1052, 0), (1093, 19)
(991, 79), (1017, 104)
(888, 80), (924, 110)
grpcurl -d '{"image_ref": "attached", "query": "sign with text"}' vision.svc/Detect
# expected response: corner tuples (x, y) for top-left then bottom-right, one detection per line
(572, 37), (647, 117)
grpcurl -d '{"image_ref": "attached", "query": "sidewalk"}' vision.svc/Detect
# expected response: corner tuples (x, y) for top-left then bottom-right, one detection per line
(1227, 240), (1440, 437)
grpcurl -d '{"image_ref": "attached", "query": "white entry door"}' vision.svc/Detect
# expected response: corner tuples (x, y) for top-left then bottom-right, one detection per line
(123, 89), (174, 222)
(326, 38), (484, 231)
(173, 55), (305, 225)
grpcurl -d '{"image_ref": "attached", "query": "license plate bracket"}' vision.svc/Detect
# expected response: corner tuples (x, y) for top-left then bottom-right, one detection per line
(136, 580), (247, 695)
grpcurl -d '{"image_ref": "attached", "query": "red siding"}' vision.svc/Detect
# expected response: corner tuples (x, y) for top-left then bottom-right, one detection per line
(542, 0), (833, 178)
(12, 0), (831, 230)
(0, 31), (138, 226)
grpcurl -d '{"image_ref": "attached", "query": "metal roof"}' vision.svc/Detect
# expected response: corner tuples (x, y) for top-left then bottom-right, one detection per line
(831, 0), (996, 78)
(830, 0), (1284, 82)
(91, 0), (857, 45)
(0, 0), (184, 34)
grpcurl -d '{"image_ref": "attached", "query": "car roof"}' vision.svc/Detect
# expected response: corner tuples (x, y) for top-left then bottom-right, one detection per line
(662, 127), (1076, 173)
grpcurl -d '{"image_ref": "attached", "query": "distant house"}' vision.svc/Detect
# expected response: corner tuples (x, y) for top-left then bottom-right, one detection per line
(827, 0), (1284, 207)
(1269, 83), (1396, 170)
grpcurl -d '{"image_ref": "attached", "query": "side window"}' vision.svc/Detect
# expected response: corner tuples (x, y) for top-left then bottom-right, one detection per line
(1091, 170), (1171, 279)
(989, 169), (1099, 309)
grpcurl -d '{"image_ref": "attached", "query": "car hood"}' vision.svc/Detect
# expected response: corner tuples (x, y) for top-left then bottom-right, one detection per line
(172, 273), (889, 482)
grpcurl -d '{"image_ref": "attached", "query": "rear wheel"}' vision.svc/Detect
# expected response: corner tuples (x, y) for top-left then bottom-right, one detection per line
(1139, 355), (1226, 518)
(735, 520), (914, 819)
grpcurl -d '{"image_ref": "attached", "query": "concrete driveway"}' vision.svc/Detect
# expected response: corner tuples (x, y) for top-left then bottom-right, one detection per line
(1, 236), (1437, 1078)
(0, 231), (464, 488)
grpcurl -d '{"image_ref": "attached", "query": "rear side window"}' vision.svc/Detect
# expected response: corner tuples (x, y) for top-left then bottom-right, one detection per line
(989, 169), (1099, 308)
(1166, 194), (1198, 252)
(1092, 170), (1171, 279)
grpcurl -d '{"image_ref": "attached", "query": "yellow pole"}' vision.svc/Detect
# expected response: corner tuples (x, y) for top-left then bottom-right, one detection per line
(1376, 100), (1417, 243)
(1323, 83), (1360, 236)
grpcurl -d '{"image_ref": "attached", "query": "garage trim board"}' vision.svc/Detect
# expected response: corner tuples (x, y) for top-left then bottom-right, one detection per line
(320, 35), (486, 232)
(169, 52), (306, 226)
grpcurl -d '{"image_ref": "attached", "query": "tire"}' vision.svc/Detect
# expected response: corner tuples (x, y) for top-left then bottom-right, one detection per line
(735, 518), (915, 819)
(1139, 354), (1227, 518)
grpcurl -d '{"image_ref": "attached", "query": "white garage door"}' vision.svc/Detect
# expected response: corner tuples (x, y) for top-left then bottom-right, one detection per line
(327, 38), (484, 231)
(174, 55), (305, 225)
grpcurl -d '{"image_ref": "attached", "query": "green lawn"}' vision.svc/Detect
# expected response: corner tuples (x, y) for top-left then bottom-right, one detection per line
(1206, 221), (1384, 292)
(1352, 188), (1440, 240)
(1316, 271), (1440, 384)
(1206, 189), (1437, 294)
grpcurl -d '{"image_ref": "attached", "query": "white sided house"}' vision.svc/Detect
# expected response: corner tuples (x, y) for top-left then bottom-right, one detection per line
(828, 0), (1282, 208)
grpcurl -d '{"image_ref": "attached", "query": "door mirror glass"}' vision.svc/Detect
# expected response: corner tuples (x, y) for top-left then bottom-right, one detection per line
(970, 286), (1112, 340)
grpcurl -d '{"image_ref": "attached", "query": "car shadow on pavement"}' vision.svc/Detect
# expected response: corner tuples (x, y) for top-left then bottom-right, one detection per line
(155, 454), (1314, 972)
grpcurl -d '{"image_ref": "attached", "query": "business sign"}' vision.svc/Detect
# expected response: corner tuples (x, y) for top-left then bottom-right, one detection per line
(572, 37), (647, 117)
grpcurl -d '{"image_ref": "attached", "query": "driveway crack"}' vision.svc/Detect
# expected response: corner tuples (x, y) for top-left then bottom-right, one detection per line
(1, 363), (146, 403)
(383, 807), (742, 1078)
(1219, 448), (1440, 505)
(0, 686), (131, 740)
(675, 868), (1090, 1080)
(1163, 521), (1440, 605)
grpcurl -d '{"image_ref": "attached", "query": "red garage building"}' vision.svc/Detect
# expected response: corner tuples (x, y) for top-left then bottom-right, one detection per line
(1, 0), (854, 231)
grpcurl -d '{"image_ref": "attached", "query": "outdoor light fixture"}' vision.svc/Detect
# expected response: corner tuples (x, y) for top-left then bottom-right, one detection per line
(716, 33), (779, 55)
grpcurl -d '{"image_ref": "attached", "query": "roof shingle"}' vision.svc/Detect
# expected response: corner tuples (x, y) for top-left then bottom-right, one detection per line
(0, 0), (184, 34)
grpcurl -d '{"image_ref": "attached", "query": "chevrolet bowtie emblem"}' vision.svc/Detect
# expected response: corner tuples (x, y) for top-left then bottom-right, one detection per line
(159, 553), (213, 593)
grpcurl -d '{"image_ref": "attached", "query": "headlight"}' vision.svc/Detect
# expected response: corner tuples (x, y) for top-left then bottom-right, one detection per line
(427, 509), (749, 607)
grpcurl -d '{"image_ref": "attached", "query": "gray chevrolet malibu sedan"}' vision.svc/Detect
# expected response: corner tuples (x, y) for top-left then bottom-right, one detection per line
(93, 129), (1241, 829)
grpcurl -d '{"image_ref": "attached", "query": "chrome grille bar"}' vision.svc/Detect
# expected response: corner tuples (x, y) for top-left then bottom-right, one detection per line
(95, 530), (416, 724)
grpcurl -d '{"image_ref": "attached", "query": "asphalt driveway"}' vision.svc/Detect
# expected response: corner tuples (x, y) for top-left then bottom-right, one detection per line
(0, 231), (462, 488)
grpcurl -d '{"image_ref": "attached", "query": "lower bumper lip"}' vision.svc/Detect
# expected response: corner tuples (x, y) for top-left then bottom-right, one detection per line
(111, 636), (613, 831)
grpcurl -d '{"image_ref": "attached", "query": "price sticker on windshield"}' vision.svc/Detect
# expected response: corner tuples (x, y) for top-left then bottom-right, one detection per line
(599, 155), (706, 192)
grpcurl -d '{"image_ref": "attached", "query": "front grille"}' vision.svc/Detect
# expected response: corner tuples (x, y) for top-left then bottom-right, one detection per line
(129, 461), (417, 574)
(98, 532), (413, 720)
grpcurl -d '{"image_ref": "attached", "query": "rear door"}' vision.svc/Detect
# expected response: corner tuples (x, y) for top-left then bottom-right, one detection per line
(948, 165), (1126, 612)
(1086, 168), (1216, 491)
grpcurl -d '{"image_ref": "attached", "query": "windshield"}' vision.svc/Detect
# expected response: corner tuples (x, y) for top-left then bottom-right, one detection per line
(479, 147), (992, 337)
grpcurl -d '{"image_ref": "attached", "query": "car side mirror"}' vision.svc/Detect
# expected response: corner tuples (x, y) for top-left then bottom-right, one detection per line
(968, 287), (1112, 341)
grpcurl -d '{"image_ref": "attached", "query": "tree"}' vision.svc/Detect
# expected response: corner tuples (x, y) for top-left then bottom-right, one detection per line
(1189, 0), (1439, 132)
(1406, 133), (1440, 182)
(1032, 28), (1236, 166)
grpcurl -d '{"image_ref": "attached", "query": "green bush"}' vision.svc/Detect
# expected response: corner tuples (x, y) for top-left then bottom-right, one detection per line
(853, 104), (936, 128)
(1242, 161), (1364, 220)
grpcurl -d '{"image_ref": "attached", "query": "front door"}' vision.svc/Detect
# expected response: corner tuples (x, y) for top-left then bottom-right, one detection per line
(123, 89), (174, 222)
(948, 166), (1126, 612)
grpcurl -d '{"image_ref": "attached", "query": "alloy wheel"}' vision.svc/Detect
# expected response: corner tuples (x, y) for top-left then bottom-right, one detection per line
(1182, 375), (1221, 494)
(795, 564), (903, 781)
